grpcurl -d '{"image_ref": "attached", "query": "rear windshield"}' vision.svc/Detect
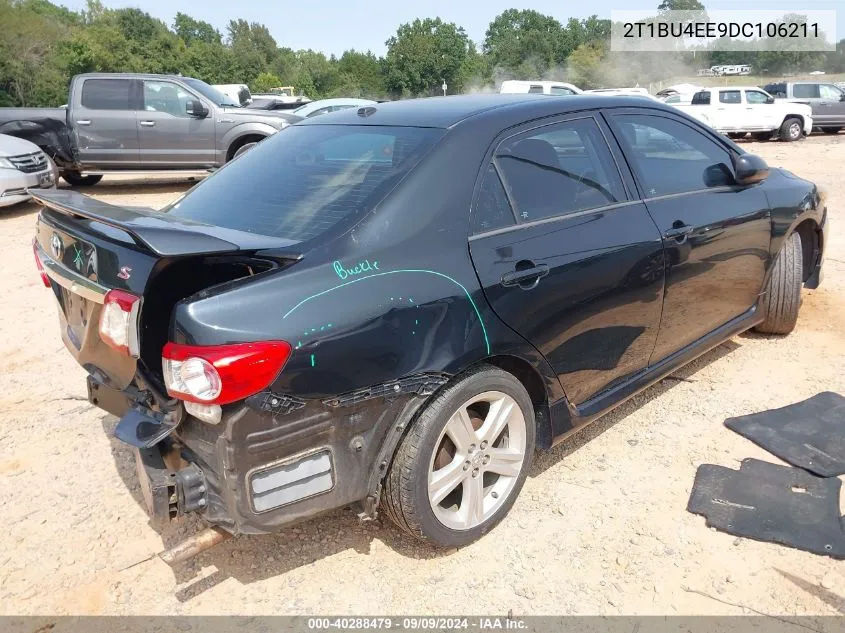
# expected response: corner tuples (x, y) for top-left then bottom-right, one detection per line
(164, 125), (444, 242)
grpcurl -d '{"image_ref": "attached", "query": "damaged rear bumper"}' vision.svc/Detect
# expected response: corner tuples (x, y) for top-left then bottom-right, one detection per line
(89, 373), (442, 534)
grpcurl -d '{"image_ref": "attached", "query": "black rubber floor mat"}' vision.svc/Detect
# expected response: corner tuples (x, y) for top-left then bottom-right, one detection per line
(687, 458), (845, 558)
(725, 392), (845, 477)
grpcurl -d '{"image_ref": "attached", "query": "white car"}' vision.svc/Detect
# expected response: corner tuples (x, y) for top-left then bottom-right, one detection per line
(499, 80), (582, 96)
(671, 86), (813, 141)
(291, 98), (377, 119)
(584, 88), (659, 100)
(0, 134), (56, 208)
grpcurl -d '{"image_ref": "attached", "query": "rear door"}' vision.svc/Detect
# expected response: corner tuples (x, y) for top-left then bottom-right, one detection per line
(71, 77), (140, 167)
(791, 83), (823, 122)
(606, 110), (771, 363)
(469, 114), (665, 407)
(138, 79), (216, 167)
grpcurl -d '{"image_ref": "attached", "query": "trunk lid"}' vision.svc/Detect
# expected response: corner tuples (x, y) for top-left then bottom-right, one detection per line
(33, 189), (299, 393)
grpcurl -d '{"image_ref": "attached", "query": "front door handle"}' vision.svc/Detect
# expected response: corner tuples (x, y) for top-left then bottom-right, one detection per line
(139, 121), (155, 127)
(501, 263), (549, 288)
(75, 120), (91, 126)
(663, 223), (694, 240)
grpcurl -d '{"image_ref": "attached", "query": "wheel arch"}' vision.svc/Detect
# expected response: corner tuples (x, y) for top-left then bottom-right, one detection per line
(226, 133), (267, 162)
(793, 218), (823, 285)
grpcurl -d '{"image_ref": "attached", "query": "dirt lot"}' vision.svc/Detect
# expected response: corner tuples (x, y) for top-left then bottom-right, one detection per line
(1, 136), (845, 616)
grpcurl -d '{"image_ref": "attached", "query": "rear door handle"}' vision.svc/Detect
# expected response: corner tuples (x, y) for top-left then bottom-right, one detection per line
(75, 120), (91, 126)
(501, 264), (549, 287)
(663, 224), (694, 240)
(139, 121), (155, 127)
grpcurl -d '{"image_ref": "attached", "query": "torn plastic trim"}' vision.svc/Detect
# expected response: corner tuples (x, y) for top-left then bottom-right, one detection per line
(323, 372), (450, 408)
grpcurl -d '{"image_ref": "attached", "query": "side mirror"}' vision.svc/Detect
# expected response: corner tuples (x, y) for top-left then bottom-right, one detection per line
(732, 153), (769, 185)
(186, 99), (208, 118)
(766, 96), (775, 104)
(840, 93), (845, 102)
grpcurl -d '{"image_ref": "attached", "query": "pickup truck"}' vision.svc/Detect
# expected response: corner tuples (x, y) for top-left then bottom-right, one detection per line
(670, 86), (813, 142)
(762, 81), (845, 134)
(0, 73), (297, 187)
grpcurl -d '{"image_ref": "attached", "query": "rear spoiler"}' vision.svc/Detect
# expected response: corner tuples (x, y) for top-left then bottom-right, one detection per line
(31, 189), (299, 257)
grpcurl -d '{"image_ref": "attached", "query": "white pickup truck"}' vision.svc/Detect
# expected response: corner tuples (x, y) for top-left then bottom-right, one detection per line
(671, 86), (813, 141)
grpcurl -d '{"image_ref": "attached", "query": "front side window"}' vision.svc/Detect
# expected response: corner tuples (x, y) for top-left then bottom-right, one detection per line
(745, 90), (770, 104)
(80, 79), (132, 110)
(143, 81), (193, 117)
(793, 84), (820, 99)
(820, 84), (843, 100)
(165, 125), (443, 242)
(612, 114), (734, 197)
(550, 86), (575, 96)
(719, 90), (741, 104)
(495, 118), (625, 222)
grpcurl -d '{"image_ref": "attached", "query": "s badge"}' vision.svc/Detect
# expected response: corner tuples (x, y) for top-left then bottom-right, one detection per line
(117, 266), (132, 280)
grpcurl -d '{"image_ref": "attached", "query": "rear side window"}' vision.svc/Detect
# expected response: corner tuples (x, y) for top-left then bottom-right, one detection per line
(528, 85), (544, 94)
(793, 84), (820, 98)
(495, 118), (625, 222)
(691, 91), (711, 105)
(471, 166), (515, 234)
(612, 114), (734, 197)
(80, 79), (132, 110)
(165, 125), (444, 242)
(719, 90), (741, 104)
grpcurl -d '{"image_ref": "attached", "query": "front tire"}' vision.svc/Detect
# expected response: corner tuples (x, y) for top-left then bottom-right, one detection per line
(779, 117), (803, 142)
(61, 172), (102, 187)
(232, 142), (257, 160)
(755, 231), (803, 335)
(383, 366), (536, 547)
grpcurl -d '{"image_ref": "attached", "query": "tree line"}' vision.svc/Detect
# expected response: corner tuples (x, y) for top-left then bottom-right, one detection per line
(1, 0), (844, 107)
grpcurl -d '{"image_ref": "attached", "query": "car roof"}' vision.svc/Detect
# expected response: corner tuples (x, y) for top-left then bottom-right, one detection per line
(299, 98), (376, 107)
(298, 94), (674, 129)
(75, 72), (201, 82)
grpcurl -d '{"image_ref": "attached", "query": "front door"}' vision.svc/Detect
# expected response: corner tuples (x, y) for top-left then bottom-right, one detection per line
(138, 80), (215, 167)
(818, 84), (845, 127)
(72, 77), (140, 167)
(744, 89), (781, 131)
(606, 111), (771, 363)
(469, 114), (665, 407)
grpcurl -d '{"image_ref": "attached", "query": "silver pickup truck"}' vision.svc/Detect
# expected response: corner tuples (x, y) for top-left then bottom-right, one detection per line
(763, 81), (845, 134)
(0, 73), (297, 186)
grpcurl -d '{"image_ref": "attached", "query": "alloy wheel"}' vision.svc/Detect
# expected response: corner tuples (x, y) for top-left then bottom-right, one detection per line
(427, 391), (527, 531)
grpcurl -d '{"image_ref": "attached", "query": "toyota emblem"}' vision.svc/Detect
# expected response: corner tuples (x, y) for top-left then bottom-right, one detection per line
(50, 233), (63, 259)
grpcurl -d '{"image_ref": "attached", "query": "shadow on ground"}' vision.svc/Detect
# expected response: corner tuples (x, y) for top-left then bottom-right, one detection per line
(103, 338), (741, 601)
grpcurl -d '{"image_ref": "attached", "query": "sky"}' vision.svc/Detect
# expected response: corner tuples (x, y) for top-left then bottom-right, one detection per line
(55, 0), (842, 57)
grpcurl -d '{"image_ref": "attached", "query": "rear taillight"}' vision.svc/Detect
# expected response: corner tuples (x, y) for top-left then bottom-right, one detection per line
(162, 341), (291, 405)
(33, 239), (50, 288)
(99, 289), (141, 356)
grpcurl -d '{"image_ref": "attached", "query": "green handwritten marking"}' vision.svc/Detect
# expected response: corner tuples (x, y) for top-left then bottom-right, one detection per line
(72, 245), (83, 270)
(409, 298), (414, 303)
(327, 323), (332, 328)
(333, 259), (380, 280)
(310, 354), (316, 367)
(320, 326), (325, 331)
(296, 341), (302, 349)
(282, 269), (491, 354)
(412, 331), (416, 335)
(415, 319), (418, 325)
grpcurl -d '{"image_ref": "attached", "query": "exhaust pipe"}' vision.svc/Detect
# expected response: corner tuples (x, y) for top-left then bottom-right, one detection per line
(159, 526), (232, 565)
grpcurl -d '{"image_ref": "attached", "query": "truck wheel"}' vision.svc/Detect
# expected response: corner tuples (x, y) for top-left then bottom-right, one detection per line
(822, 127), (842, 134)
(778, 117), (803, 142)
(754, 231), (802, 335)
(753, 132), (773, 141)
(232, 142), (257, 160)
(62, 173), (103, 187)
(383, 366), (535, 547)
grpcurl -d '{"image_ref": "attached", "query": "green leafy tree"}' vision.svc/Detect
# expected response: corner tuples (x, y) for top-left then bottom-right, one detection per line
(338, 50), (386, 97)
(385, 17), (475, 96)
(251, 71), (281, 93)
(484, 10), (567, 77)
(173, 12), (221, 45)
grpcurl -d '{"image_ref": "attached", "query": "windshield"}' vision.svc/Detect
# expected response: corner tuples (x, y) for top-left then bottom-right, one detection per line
(182, 78), (240, 107)
(164, 125), (444, 242)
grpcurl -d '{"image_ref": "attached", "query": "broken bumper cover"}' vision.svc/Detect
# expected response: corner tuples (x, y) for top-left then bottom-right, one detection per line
(90, 373), (445, 534)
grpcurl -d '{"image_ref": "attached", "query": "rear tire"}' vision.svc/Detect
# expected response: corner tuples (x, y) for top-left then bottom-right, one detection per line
(822, 127), (842, 134)
(778, 117), (803, 142)
(61, 173), (102, 187)
(383, 366), (536, 547)
(754, 231), (803, 335)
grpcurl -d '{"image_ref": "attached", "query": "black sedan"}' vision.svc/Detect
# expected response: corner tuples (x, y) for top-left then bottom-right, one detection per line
(32, 94), (827, 548)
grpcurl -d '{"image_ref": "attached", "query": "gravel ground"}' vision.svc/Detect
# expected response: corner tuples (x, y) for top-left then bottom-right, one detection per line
(1, 136), (845, 616)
